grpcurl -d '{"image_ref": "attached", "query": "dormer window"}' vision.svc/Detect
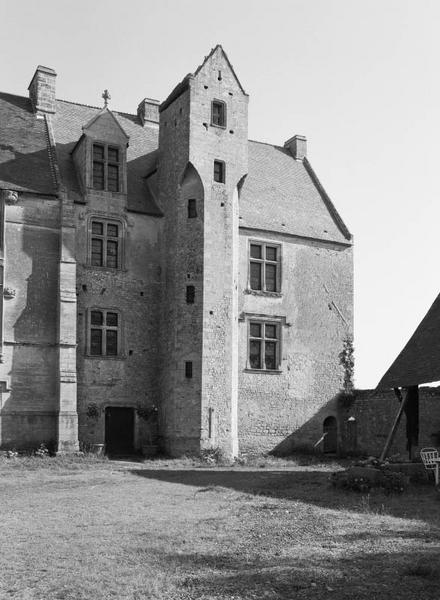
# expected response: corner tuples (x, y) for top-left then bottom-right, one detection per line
(93, 143), (120, 192)
(211, 100), (226, 128)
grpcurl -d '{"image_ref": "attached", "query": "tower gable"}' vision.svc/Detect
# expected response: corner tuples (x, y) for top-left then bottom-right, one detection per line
(193, 45), (247, 96)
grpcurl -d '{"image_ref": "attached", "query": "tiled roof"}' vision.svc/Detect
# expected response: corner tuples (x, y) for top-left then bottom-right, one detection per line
(377, 293), (440, 389)
(240, 141), (351, 244)
(53, 100), (161, 215)
(0, 92), (56, 195)
(0, 92), (352, 237)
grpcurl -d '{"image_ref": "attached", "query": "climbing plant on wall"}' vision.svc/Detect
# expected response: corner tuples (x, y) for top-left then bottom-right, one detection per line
(339, 336), (355, 394)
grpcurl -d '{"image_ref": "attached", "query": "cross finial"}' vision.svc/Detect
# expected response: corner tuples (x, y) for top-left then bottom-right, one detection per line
(102, 89), (111, 107)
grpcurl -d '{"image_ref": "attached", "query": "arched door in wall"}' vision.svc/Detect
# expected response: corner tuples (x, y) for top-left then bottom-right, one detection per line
(323, 416), (338, 453)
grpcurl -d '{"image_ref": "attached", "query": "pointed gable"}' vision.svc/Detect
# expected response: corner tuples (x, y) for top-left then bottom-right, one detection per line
(193, 44), (247, 96)
(82, 107), (129, 145)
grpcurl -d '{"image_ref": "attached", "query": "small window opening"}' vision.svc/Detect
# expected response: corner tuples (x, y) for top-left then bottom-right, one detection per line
(188, 198), (197, 218)
(185, 361), (193, 378)
(211, 100), (226, 127)
(186, 285), (195, 304)
(214, 160), (225, 183)
(218, 70), (222, 81)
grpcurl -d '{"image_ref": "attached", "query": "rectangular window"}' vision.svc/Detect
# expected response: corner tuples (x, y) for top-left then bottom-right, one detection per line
(92, 143), (121, 192)
(213, 160), (225, 183)
(211, 100), (226, 127)
(249, 321), (280, 371)
(188, 199), (197, 218)
(185, 361), (193, 378)
(249, 242), (281, 292)
(186, 285), (195, 304)
(90, 220), (121, 269)
(88, 309), (120, 357)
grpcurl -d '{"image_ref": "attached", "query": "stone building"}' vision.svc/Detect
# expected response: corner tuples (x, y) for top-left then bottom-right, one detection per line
(0, 46), (353, 456)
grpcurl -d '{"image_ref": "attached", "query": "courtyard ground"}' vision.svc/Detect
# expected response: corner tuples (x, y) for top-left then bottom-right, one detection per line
(0, 454), (439, 600)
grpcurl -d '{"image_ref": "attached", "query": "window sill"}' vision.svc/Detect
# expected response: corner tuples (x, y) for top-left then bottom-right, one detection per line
(244, 289), (282, 298)
(82, 264), (126, 273)
(244, 368), (282, 375)
(85, 354), (126, 361)
(211, 123), (226, 130)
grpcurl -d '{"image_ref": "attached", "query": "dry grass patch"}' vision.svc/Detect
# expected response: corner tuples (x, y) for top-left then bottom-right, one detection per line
(0, 456), (439, 599)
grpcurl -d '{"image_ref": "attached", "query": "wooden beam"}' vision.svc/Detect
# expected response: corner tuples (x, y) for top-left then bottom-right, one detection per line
(379, 387), (408, 462)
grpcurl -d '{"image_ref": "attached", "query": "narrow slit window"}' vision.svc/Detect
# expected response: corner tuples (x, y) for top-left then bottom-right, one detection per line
(188, 199), (197, 218)
(214, 160), (225, 183)
(185, 361), (193, 378)
(186, 285), (195, 304)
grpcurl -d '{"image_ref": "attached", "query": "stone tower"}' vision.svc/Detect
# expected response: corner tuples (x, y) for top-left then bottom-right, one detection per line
(158, 46), (248, 457)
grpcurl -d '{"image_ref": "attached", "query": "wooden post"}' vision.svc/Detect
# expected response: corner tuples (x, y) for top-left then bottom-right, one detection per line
(379, 388), (408, 462)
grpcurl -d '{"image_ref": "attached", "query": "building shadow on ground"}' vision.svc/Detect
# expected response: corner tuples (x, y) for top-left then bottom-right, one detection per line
(130, 468), (440, 525)
(143, 546), (440, 600)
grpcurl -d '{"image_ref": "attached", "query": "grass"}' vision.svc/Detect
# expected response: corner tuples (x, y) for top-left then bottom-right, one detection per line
(0, 454), (439, 599)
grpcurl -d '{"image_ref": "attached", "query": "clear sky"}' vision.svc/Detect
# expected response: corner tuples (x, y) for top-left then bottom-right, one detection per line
(2, 0), (439, 388)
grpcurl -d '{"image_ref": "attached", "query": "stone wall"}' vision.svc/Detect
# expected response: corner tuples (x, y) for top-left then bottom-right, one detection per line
(339, 387), (440, 458)
(0, 195), (60, 449)
(238, 232), (353, 454)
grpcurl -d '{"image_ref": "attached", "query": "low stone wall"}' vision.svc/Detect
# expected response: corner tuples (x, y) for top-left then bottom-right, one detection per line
(273, 386), (440, 459)
(339, 387), (440, 458)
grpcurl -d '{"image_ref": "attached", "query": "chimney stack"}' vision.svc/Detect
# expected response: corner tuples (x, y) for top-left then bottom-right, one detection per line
(284, 135), (307, 161)
(28, 66), (57, 115)
(137, 98), (160, 127)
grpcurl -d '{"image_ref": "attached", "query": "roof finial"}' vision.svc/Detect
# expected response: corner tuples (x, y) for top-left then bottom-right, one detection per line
(102, 89), (111, 108)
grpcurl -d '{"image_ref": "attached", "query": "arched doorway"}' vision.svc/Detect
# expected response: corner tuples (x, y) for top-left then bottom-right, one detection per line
(323, 416), (338, 453)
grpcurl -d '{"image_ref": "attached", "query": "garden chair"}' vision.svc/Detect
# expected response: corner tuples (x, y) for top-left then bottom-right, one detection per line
(420, 447), (439, 484)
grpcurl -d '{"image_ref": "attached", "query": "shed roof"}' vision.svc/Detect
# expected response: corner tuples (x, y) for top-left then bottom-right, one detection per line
(377, 292), (440, 389)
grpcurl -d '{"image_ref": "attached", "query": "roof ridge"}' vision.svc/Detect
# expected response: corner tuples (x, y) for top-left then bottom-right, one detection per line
(56, 97), (137, 116)
(0, 90), (28, 101)
(248, 138), (285, 150)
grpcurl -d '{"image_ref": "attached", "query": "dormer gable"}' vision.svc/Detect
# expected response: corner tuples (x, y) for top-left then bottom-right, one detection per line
(72, 108), (129, 195)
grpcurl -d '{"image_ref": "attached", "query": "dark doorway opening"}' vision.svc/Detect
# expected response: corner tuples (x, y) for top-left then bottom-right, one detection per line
(105, 407), (135, 455)
(323, 416), (338, 454)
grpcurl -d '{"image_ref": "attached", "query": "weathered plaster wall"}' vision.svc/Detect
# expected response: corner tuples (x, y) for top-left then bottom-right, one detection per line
(238, 230), (353, 454)
(0, 196), (60, 448)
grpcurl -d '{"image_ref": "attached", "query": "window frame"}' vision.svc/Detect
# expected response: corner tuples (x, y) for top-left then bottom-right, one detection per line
(211, 99), (226, 128)
(213, 160), (225, 183)
(248, 240), (282, 293)
(187, 198), (197, 218)
(92, 142), (122, 192)
(87, 216), (124, 270)
(87, 308), (123, 358)
(247, 319), (282, 372)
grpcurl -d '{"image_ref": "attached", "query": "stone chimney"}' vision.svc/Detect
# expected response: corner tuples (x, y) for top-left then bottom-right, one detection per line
(284, 135), (307, 161)
(28, 66), (57, 115)
(137, 98), (160, 126)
